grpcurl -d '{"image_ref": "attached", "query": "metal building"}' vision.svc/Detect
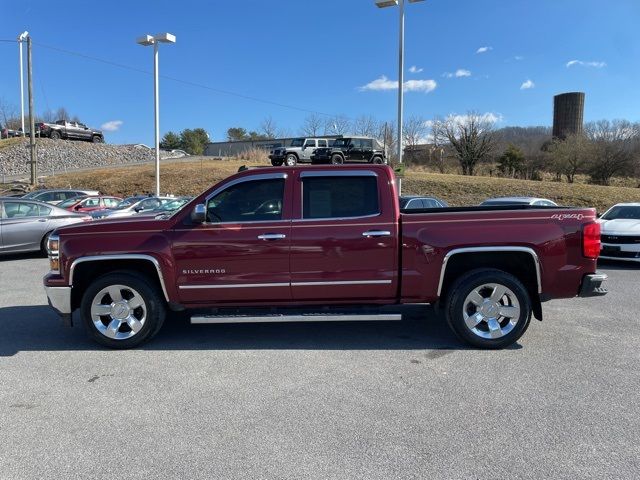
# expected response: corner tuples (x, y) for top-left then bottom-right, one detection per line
(552, 92), (585, 139)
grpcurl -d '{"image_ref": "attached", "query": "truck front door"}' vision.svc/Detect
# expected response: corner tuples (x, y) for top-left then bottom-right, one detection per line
(172, 173), (292, 304)
(301, 139), (316, 161)
(289, 170), (398, 301)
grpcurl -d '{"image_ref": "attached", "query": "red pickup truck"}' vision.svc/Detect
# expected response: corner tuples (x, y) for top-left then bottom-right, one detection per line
(43, 165), (607, 349)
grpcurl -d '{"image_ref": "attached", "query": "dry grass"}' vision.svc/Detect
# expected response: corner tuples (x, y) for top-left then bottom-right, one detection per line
(42, 158), (640, 213)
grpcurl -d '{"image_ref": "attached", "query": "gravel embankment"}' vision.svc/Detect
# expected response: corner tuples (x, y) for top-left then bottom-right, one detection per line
(0, 138), (155, 179)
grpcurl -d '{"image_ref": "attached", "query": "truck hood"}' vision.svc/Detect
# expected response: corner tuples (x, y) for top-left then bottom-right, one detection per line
(599, 218), (640, 234)
(55, 215), (170, 236)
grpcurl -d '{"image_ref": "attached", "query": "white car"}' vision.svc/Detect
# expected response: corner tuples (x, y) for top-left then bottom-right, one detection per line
(598, 203), (640, 262)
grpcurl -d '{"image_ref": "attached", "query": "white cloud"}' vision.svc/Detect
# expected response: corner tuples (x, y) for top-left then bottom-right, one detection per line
(359, 75), (437, 93)
(447, 112), (503, 125)
(566, 60), (606, 68)
(520, 79), (535, 90)
(408, 65), (423, 73)
(514, 55), (524, 61)
(476, 46), (492, 54)
(444, 69), (471, 78)
(101, 120), (123, 131)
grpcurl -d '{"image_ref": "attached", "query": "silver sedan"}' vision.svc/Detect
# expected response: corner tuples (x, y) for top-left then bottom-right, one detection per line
(0, 198), (92, 255)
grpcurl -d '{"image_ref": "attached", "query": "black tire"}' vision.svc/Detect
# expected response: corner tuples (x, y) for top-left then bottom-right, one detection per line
(331, 154), (344, 165)
(371, 156), (385, 164)
(92, 135), (103, 143)
(271, 159), (283, 166)
(444, 268), (532, 349)
(49, 130), (61, 140)
(40, 231), (53, 257)
(285, 153), (298, 166)
(80, 272), (166, 349)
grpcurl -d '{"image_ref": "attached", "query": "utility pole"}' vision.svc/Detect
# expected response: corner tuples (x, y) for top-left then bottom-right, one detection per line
(27, 35), (36, 186)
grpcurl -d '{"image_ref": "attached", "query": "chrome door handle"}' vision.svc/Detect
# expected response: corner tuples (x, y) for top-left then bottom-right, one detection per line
(362, 230), (391, 238)
(257, 233), (286, 240)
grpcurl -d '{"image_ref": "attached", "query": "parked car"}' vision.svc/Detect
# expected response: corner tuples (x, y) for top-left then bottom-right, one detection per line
(137, 196), (194, 219)
(37, 120), (104, 143)
(0, 198), (91, 255)
(311, 137), (386, 165)
(92, 196), (173, 219)
(22, 189), (99, 205)
(58, 195), (122, 213)
(597, 203), (640, 262)
(1, 126), (20, 139)
(400, 195), (449, 209)
(480, 197), (558, 207)
(44, 165), (606, 350)
(269, 137), (334, 166)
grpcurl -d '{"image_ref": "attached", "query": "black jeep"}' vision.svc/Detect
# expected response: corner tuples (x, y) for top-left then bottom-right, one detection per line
(310, 137), (386, 165)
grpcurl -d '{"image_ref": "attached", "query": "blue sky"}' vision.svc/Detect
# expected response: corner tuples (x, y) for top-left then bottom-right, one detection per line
(1, 0), (638, 144)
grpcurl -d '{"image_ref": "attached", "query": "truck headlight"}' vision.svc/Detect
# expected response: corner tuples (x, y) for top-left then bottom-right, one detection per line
(47, 234), (60, 272)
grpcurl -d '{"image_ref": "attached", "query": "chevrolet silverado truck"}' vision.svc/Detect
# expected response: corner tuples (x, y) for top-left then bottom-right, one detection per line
(44, 165), (607, 349)
(37, 120), (104, 143)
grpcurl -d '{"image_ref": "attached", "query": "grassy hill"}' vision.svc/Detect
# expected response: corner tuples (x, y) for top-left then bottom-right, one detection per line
(40, 158), (640, 213)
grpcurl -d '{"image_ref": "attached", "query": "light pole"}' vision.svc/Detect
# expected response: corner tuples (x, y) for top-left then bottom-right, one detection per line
(375, 0), (425, 192)
(136, 33), (176, 196)
(17, 31), (28, 137)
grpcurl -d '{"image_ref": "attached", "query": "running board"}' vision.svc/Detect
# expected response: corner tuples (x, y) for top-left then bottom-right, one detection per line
(190, 313), (402, 324)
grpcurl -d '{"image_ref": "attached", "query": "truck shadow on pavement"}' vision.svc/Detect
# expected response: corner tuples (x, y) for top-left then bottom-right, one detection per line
(0, 304), (523, 356)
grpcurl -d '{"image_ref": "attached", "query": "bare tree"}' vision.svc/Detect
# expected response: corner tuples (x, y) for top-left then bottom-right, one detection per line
(376, 121), (396, 161)
(301, 114), (324, 137)
(0, 98), (20, 129)
(324, 115), (351, 136)
(403, 115), (428, 163)
(353, 115), (378, 137)
(260, 116), (279, 139)
(41, 109), (56, 123)
(584, 119), (637, 185)
(548, 134), (592, 183)
(432, 112), (497, 175)
(55, 107), (70, 121)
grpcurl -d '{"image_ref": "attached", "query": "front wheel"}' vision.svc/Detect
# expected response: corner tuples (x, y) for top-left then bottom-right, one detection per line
(80, 272), (166, 349)
(92, 135), (103, 143)
(271, 159), (283, 166)
(445, 269), (532, 349)
(285, 154), (297, 166)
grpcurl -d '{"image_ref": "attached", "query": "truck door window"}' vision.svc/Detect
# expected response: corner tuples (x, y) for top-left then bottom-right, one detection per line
(318, 140), (327, 147)
(302, 176), (379, 219)
(207, 179), (284, 223)
(362, 139), (373, 150)
(304, 140), (316, 148)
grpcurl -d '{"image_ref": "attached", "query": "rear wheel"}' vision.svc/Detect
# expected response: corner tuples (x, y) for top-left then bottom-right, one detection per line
(331, 154), (344, 165)
(285, 154), (298, 166)
(80, 272), (166, 349)
(271, 159), (283, 166)
(49, 130), (61, 140)
(445, 269), (532, 349)
(371, 156), (385, 164)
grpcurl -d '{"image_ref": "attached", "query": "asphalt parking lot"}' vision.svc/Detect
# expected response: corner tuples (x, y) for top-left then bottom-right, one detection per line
(0, 255), (638, 479)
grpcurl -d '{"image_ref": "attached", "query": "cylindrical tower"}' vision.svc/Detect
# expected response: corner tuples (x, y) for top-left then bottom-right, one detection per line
(552, 92), (585, 139)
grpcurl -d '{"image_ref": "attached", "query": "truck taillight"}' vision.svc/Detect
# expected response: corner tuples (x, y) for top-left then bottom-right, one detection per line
(582, 222), (601, 259)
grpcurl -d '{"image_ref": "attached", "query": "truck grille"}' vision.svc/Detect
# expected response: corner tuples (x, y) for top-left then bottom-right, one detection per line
(601, 234), (640, 244)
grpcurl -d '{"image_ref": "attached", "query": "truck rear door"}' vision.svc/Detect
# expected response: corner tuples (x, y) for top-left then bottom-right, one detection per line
(289, 169), (398, 301)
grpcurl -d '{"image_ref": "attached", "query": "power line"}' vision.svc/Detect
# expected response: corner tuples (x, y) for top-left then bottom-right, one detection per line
(33, 41), (339, 118)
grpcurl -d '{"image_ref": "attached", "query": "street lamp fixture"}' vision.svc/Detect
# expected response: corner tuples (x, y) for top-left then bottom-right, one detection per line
(136, 32), (176, 196)
(374, 0), (425, 193)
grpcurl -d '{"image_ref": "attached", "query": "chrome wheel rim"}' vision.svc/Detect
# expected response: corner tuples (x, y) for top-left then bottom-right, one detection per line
(286, 155), (296, 166)
(462, 283), (520, 339)
(90, 284), (147, 340)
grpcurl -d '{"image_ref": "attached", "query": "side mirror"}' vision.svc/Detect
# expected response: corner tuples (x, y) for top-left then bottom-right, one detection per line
(134, 206), (144, 212)
(74, 205), (81, 211)
(191, 203), (206, 224)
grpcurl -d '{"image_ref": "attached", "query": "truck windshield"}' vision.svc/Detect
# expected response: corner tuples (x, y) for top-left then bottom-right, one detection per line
(601, 206), (640, 220)
(114, 197), (144, 209)
(290, 139), (304, 147)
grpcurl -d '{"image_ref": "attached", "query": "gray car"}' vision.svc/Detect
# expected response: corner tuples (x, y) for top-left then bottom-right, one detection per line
(480, 197), (558, 207)
(0, 198), (92, 255)
(22, 189), (100, 205)
(91, 196), (173, 219)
